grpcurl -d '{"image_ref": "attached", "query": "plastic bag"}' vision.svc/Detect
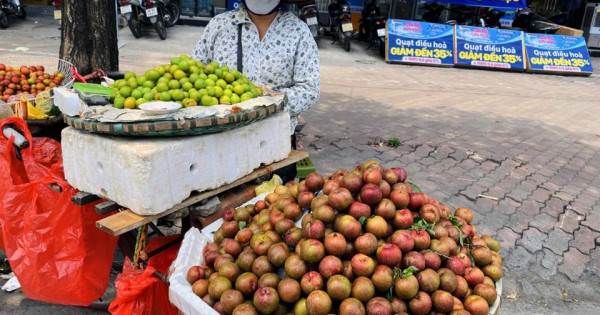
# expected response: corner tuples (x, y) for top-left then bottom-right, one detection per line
(0, 117), (60, 183)
(109, 235), (181, 315)
(0, 117), (61, 250)
(0, 117), (118, 306)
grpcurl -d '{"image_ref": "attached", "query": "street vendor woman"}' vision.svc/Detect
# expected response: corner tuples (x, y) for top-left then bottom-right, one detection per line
(191, 0), (320, 182)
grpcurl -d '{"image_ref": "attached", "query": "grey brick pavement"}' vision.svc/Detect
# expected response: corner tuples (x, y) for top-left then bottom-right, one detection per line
(298, 51), (600, 313)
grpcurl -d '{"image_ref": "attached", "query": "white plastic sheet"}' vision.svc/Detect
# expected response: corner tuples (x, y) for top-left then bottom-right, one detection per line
(168, 193), (271, 315)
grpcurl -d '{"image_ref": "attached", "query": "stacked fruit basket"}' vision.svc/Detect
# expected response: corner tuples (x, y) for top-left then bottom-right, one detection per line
(170, 160), (503, 315)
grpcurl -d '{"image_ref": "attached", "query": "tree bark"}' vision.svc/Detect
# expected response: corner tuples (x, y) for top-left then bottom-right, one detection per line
(59, 0), (119, 75)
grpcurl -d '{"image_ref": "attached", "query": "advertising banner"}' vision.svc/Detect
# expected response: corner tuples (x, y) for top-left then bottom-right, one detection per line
(386, 19), (454, 66)
(497, 8), (516, 27)
(411, 0), (526, 9)
(524, 34), (594, 75)
(455, 25), (525, 70)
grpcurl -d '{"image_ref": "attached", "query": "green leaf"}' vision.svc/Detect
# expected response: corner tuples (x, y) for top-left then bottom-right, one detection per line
(426, 227), (436, 236)
(467, 250), (476, 267)
(447, 214), (464, 228)
(407, 181), (421, 193)
(411, 217), (435, 236)
(402, 266), (419, 278)
(238, 221), (247, 229)
(386, 289), (393, 302)
(358, 216), (367, 226)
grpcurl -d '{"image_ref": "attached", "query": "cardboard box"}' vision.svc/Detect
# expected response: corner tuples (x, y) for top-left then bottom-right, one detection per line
(537, 21), (584, 37)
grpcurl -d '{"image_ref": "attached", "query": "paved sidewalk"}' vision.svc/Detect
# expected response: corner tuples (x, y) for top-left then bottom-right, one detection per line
(302, 43), (600, 314)
(1, 6), (600, 315)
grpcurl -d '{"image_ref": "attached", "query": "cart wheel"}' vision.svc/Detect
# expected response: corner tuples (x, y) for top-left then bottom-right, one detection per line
(154, 20), (167, 40)
(17, 6), (26, 19)
(0, 258), (11, 274)
(0, 11), (8, 29)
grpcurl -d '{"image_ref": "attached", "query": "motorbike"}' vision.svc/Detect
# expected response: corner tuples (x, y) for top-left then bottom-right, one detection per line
(0, 0), (25, 29)
(512, 8), (559, 34)
(480, 8), (505, 28)
(119, 0), (169, 40)
(297, 0), (320, 43)
(163, 0), (180, 27)
(328, 0), (353, 52)
(421, 3), (444, 23)
(359, 0), (387, 57)
(445, 5), (477, 26)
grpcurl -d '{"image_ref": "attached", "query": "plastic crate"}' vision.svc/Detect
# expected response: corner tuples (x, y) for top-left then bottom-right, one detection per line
(196, 0), (212, 16)
(180, 0), (196, 16)
(296, 157), (316, 180)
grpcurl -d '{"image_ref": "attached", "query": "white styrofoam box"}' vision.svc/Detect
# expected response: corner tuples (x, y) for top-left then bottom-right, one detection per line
(61, 112), (291, 215)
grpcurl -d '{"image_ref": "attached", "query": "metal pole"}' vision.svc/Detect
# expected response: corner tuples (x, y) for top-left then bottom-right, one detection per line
(117, 0), (126, 48)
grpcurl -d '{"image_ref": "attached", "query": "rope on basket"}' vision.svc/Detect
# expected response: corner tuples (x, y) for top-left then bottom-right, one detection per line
(133, 224), (149, 269)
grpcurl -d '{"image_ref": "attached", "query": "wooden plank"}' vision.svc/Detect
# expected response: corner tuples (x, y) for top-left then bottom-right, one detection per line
(96, 150), (309, 236)
(190, 184), (258, 230)
(71, 191), (101, 205)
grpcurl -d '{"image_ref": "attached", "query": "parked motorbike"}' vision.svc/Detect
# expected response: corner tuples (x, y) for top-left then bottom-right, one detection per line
(480, 8), (505, 28)
(445, 5), (477, 26)
(421, 3), (444, 23)
(328, 0), (353, 52)
(119, 0), (168, 40)
(359, 0), (387, 57)
(163, 0), (180, 27)
(0, 0), (26, 29)
(512, 9), (559, 34)
(298, 0), (320, 43)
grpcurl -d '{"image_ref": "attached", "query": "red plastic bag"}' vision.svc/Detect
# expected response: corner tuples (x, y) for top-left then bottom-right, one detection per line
(0, 117), (61, 183)
(0, 117), (119, 306)
(109, 235), (181, 315)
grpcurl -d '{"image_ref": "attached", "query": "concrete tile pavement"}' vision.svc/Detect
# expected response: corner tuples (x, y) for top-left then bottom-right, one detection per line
(1, 6), (600, 314)
(299, 48), (600, 313)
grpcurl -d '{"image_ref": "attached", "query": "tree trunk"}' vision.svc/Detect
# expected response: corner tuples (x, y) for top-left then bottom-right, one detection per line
(59, 0), (119, 75)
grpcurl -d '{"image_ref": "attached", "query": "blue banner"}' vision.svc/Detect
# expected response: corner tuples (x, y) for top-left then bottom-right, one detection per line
(227, 0), (363, 12)
(386, 19), (454, 66)
(455, 25), (525, 70)
(412, 0), (526, 9)
(347, 0), (364, 13)
(525, 34), (594, 74)
(496, 8), (517, 27)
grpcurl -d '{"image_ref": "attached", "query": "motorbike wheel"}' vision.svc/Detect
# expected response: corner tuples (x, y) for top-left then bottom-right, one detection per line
(127, 17), (143, 38)
(165, 4), (180, 27)
(378, 40), (385, 58)
(344, 35), (351, 52)
(154, 20), (167, 40)
(17, 6), (26, 18)
(0, 11), (8, 29)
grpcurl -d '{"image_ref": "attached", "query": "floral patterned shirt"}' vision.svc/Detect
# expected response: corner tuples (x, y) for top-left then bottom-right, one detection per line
(191, 7), (320, 135)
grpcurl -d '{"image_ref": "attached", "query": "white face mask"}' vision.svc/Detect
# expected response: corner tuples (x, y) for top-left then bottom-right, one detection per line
(243, 0), (281, 15)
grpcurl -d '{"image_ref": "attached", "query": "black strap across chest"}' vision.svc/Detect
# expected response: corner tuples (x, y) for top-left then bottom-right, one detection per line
(237, 24), (244, 73)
